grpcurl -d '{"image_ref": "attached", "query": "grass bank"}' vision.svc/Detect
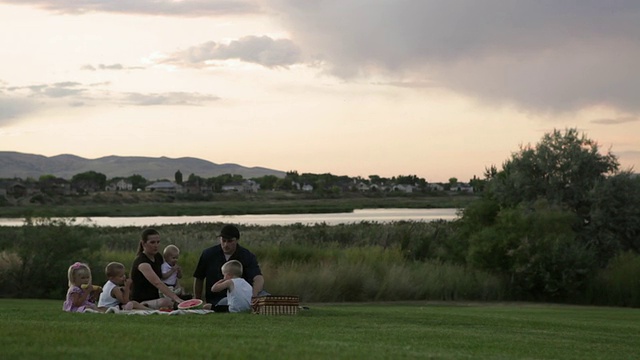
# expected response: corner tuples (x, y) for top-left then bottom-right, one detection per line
(1, 299), (638, 359)
(0, 192), (477, 218)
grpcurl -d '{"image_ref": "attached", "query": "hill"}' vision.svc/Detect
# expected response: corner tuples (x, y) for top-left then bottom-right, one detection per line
(0, 151), (286, 180)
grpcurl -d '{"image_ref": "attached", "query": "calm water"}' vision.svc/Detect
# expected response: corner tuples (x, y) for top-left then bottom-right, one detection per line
(0, 208), (459, 227)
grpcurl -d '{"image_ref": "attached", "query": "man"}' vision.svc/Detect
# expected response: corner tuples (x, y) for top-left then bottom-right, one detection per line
(193, 224), (266, 308)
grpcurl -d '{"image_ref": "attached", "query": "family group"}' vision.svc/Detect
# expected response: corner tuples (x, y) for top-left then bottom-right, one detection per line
(62, 224), (267, 313)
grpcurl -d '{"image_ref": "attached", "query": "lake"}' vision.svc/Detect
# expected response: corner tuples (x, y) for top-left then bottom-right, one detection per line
(0, 208), (459, 227)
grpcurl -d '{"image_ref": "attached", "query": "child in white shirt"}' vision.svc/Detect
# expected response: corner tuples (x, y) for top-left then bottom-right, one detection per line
(211, 260), (253, 312)
(98, 262), (149, 310)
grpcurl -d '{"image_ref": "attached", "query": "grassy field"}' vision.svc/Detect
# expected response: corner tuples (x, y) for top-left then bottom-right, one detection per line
(1, 299), (638, 359)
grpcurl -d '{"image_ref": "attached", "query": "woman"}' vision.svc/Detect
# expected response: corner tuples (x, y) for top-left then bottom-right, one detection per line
(131, 228), (184, 309)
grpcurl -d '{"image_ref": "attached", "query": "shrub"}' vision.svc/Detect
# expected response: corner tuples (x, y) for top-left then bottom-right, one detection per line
(467, 201), (597, 301)
(1, 219), (101, 299)
(587, 252), (640, 307)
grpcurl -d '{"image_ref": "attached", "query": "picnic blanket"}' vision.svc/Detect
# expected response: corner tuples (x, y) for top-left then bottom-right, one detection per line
(102, 307), (214, 315)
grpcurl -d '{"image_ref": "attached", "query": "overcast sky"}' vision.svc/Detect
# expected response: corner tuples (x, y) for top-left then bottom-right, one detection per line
(1, 1), (638, 182)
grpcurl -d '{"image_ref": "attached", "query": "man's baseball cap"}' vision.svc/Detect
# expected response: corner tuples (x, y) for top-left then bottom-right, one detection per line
(219, 224), (240, 240)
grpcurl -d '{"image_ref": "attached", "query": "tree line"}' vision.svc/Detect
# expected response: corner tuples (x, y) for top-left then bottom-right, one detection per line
(3, 169), (471, 197)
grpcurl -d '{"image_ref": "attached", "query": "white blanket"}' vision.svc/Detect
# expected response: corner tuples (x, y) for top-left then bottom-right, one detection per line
(104, 307), (214, 315)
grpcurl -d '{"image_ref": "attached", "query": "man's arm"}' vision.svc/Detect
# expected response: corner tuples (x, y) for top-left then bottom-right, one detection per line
(242, 250), (263, 294)
(193, 278), (204, 300)
(252, 275), (264, 297)
(192, 251), (208, 300)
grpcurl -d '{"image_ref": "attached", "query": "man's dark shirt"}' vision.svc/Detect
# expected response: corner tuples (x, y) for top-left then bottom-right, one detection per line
(193, 244), (262, 305)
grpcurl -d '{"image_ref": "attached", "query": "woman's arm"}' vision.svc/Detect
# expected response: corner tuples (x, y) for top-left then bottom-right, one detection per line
(138, 263), (183, 303)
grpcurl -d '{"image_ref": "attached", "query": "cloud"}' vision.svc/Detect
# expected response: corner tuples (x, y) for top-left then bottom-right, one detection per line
(1, 80), (220, 123)
(0, 81), (97, 125)
(164, 36), (302, 68)
(268, 1), (640, 114)
(0, 0), (261, 16)
(6, 82), (86, 98)
(591, 117), (639, 125)
(81, 64), (145, 71)
(122, 92), (220, 106)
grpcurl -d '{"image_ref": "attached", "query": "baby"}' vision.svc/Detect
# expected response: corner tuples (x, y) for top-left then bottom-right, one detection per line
(161, 245), (187, 297)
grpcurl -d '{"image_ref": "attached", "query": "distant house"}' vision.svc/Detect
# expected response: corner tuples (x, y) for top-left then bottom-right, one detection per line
(428, 183), (445, 191)
(301, 184), (314, 192)
(450, 182), (474, 193)
(222, 180), (259, 193)
(105, 179), (133, 192)
(145, 181), (183, 193)
(39, 178), (71, 196)
(0, 181), (28, 198)
(356, 182), (370, 192)
(392, 184), (414, 193)
(184, 181), (212, 194)
(221, 182), (242, 192)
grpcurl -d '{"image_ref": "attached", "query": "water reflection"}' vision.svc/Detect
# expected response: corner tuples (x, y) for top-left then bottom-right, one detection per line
(0, 208), (459, 227)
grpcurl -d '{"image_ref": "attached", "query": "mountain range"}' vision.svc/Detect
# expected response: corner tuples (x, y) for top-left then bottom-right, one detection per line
(0, 151), (286, 180)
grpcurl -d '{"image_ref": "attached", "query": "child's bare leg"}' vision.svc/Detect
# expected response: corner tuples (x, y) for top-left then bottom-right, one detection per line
(127, 301), (150, 310)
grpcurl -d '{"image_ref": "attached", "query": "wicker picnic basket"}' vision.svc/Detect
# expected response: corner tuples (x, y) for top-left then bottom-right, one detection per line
(252, 295), (299, 315)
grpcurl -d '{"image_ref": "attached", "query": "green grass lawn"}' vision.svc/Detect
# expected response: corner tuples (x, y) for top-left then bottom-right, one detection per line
(1, 300), (638, 359)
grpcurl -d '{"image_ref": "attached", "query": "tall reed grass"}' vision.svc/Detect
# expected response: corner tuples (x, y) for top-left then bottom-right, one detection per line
(1, 220), (638, 306)
(586, 252), (640, 307)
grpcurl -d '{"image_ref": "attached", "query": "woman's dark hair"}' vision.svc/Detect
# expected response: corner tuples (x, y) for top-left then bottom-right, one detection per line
(137, 228), (160, 255)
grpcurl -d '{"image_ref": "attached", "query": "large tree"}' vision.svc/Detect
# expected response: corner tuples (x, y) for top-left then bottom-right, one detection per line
(127, 174), (148, 191)
(459, 128), (626, 300)
(71, 171), (107, 193)
(487, 128), (618, 220)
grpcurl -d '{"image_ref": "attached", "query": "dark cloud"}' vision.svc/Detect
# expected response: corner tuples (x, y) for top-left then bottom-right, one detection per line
(122, 92), (220, 106)
(0, 96), (38, 125)
(269, 0), (640, 114)
(165, 36), (302, 68)
(0, 0), (261, 16)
